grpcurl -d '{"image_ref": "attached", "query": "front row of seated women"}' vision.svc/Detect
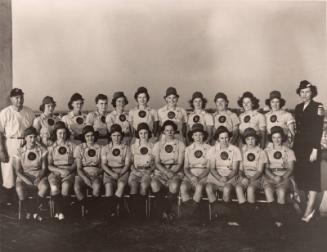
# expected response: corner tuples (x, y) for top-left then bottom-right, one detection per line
(14, 119), (295, 228)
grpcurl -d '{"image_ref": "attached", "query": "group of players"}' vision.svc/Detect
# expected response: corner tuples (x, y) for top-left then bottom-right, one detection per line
(0, 81), (324, 228)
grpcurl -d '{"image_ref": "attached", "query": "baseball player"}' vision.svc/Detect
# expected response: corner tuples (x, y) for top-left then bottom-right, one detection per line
(151, 120), (185, 222)
(74, 125), (103, 218)
(106, 92), (132, 145)
(238, 92), (266, 148)
(158, 87), (188, 143)
(213, 92), (240, 145)
(264, 126), (295, 228)
(48, 121), (77, 221)
(101, 124), (132, 220)
(128, 123), (155, 219)
(86, 94), (109, 146)
(14, 127), (49, 221)
(0, 88), (35, 206)
(187, 92), (214, 145)
(180, 123), (210, 217)
(61, 93), (87, 144)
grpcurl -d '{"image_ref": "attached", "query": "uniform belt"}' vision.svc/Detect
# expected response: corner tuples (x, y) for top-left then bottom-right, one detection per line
(9, 136), (24, 139)
(271, 168), (286, 172)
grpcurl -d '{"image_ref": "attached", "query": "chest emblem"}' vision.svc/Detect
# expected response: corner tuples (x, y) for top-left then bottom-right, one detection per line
(167, 111), (176, 119)
(27, 152), (37, 161)
(112, 148), (121, 156)
(247, 153), (255, 162)
(88, 149), (96, 157)
(58, 146), (67, 155)
(138, 110), (147, 118)
(243, 115), (251, 123)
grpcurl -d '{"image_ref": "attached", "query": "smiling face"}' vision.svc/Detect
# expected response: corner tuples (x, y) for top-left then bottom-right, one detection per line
(270, 98), (280, 111)
(242, 97), (253, 111)
(10, 95), (24, 110)
(137, 93), (148, 106)
(84, 131), (95, 144)
(165, 95), (178, 107)
(96, 99), (108, 114)
(111, 131), (122, 145)
(192, 131), (204, 144)
(218, 132), (230, 147)
(193, 98), (203, 110)
(272, 132), (282, 146)
(299, 87), (312, 103)
(216, 98), (227, 112)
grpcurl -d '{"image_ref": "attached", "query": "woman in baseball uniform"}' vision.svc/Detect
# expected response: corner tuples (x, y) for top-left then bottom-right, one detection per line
(33, 96), (60, 139)
(238, 92), (266, 148)
(74, 125), (103, 218)
(213, 92), (240, 145)
(293, 80), (324, 222)
(158, 87), (188, 143)
(48, 121), (77, 221)
(151, 120), (185, 221)
(129, 87), (159, 142)
(180, 123), (210, 217)
(187, 92), (214, 145)
(101, 124), (132, 219)
(14, 127), (49, 221)
(264, 126), (295, 227)
(61, 93), (87, 144)
(106, 92), (132, 145)
(206, 126), (242, 223)
(235, 127), (267, 225)
(265, 91), (295, 147)
(128, 123), (155, 219)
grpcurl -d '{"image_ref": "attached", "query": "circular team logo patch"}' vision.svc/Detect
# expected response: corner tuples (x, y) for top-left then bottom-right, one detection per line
(47, 118), (55, 126)
(273, 151), (282, 159)
(27, 152), (37, 161)
(58, 146), (67, 155)
(138, 110), (146, 118)
(193, 115), (200, 123)
(167, 111), (176, 119)
(88, 149), (96, 157)
(243, 115), (251, 123)
(101, 116), (106, 123)
(220, 151), (229, 160)
(247, 153), (255, 162)
(112, 148), (121, 156)
(270, 115), (277, 123)
(119, 114), (126, 122)
(165, 144), (173, 153)
(194, 150), (203, 158)
(140, 147), (149, 155)
(218, 116), (226, 123)
(76, 117), (84, 125)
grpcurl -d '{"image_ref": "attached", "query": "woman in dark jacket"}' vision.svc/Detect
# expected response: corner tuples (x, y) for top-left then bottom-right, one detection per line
(293, 80), (324, 222)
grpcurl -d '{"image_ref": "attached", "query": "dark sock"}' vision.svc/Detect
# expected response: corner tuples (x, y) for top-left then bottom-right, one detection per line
(52, 194), (62, 214)
(268, 201), (280, 222)
(165, 192), (177, 214)
(62, 195), (70, 215)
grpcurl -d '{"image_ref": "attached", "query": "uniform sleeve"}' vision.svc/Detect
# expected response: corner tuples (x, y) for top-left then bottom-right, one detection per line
(86, 112), (95, 126)
(101, 146), (108, 163)
(205, 113), (214, 127)
(287, 149), (296, 162)
(284, 112), (295, 125)
(41, 146), (48, 158)
(73, 145), (82, 159)
(231, 112), (240, 127)
(128, 110), (134, 123)
(33, 117), (41, 132)
(178, 141), (186, 162)
(206, 146), (214, 161)
(0, 109), (6, 133)
(152, 109), (159, 121)
(124, 146), (132, 165)
(258, 113), (266, 130)
(259, 149), (268, 164)
(105, 113), (114, 128)
(233, 146), (242, 162)
(48, 146), (54, 165)
(184, 147), (190, 168)
(181, 108), (188, 123)
(152, 142), (160, 159)
(312, 103), (325, 149)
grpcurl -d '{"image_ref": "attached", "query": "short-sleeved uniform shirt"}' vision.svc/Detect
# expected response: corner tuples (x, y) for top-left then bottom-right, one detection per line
(61, 111), (87, 137)
(265, 145), (296, 176)
(0, 105), (35, 138)
(15, 143), (48, 177)
(187, 110), (214, 132)
(129, 106), (159, 132)
(239, 110), (266, 134)
(184, 142), (211, 177)
(101, 142), (131, 169)
(74, 143), (102, 176)
(213, 109), (240, 132)
(106, 110), (131, 135)
(153, 138), (185, 174)
(207, 143), (242, 177)
(241, 145), (268, 178)
(48, 141), (76, 169)
(33, 114), (61, 135)
(86, 111), (109, 137)
(158, 105), (188, 133)
(131, 141), (155, 172)
(265, 110), (295, 134)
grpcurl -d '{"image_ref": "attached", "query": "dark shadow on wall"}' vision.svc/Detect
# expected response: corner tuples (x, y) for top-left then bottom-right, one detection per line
(0, 0), (12, 110)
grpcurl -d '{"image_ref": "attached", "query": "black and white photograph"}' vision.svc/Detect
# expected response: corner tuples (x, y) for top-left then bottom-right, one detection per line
(0, 0), (327, 251)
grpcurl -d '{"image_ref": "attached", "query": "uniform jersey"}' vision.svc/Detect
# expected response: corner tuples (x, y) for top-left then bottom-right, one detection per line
(213, 109), (240, 132)
(129, 106), (158, 132)
(153, 138), (185, 166)
(131, 140), (155, 170)
(0, 105), (35, 138)
(207, 143), (242, 177)
(15, 143), (47, 176)
(86, 111), (109, 137)
(187, 110), (214, 132)
(101, 142), (131, 168)
(265, 109), (295, 134)
(74, 143), (102, 176)
(241, 145), (267, 178)
(61, 111), (87, 136)
(265, 145), (295, 176)
(239, 110), (266, 134)
(184, 142), (211, 177)
(48, 141), (76, 167)
(33, 114), (61, 135)
(106, 110), (131, 135)
(158, 105), (188, 133)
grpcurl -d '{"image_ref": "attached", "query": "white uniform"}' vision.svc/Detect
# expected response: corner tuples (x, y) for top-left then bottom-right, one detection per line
(213, 110), (240, 132)
(0, 105), (35, 188)
(86, 111), (109, 145)
(187, 110), (214, 132)
(61, 111), (87, 144)
(239, 110), (266, 134)
(106, 110), (132, 144)
(33, 114), (61, 135)
(265, 110), (295, 134)
(128, 106), (158, 132)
